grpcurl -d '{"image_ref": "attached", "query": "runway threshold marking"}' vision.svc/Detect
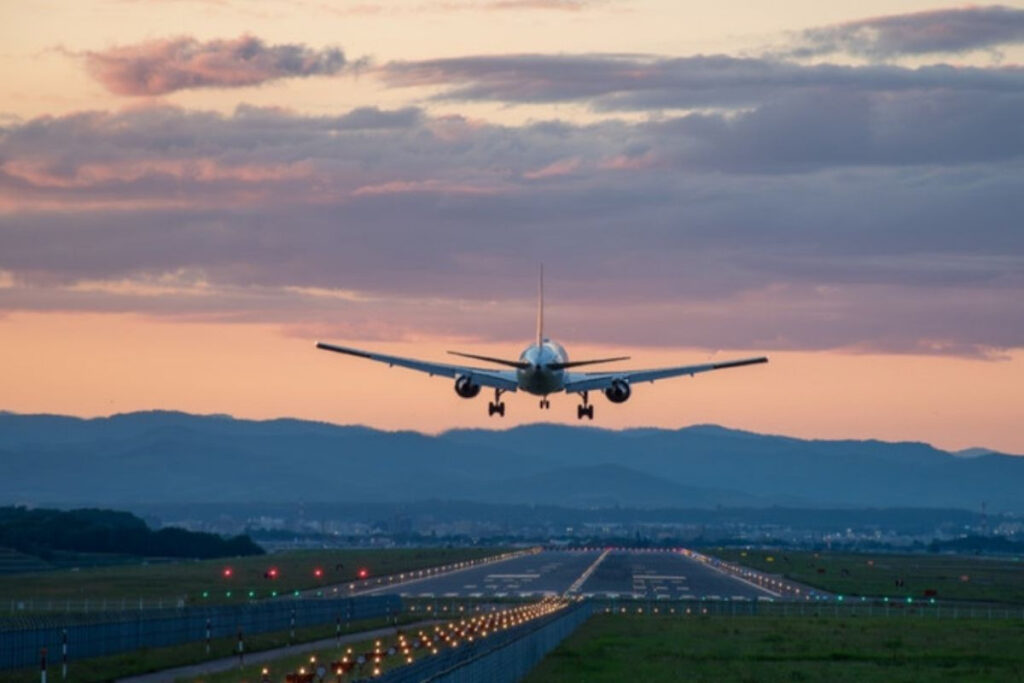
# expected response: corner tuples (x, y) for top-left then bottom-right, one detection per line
(486, 573), (540, 579)
(565, 549), (611, 596)
(634, 574), (687, 580)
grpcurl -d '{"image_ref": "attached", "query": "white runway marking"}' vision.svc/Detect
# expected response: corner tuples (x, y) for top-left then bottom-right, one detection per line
(634, 574), (688, 580)
(487, 573), (540, 579)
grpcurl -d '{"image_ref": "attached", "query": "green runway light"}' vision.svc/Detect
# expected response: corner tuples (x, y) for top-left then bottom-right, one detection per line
(294, 590), (300, 596)
(837, 595), (844, 601)
(226, 591), (232, 598)
(272, 591), (278, 597)
(249, 591), (255, 598)
(202, 591), (209, 598)
(907, 597), (913, 603)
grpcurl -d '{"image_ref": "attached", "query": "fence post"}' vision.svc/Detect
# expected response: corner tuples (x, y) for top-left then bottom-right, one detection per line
(40, 647), (47, 683)
(206, 618), (212, 654)
(61, 629), (67, 680)
(237, 628), (244, 668)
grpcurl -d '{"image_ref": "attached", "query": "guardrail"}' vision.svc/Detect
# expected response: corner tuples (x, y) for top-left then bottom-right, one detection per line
(0, 595), (401, 671)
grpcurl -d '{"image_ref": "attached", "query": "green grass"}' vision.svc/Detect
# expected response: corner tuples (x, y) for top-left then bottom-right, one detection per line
(710, 549), (1024, 604)
(0, 547), (511, 608)
(2, 615), (427, 683)
(525, 614), (1024, 682)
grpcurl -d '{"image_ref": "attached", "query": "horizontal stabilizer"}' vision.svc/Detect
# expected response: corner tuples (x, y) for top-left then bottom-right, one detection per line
(447, 350), (529, 369)
(547, 356), (630, 370)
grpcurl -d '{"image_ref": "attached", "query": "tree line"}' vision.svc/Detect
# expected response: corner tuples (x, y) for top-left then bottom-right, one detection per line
(0, 506), (263, 560)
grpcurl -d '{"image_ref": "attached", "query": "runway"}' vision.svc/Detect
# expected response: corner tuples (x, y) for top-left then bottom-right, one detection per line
(578, 549), (773, 600)
(388, 549), (776, 600)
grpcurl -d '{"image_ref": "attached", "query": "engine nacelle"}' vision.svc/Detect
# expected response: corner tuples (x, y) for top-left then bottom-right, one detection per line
(454, 375), (481, 399)
(604, 379), (631, 403)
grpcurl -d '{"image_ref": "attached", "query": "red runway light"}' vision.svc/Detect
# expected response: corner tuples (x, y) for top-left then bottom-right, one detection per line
(358, 568), (369, 579)
(314, 568), (323, 578)
(223, 567), (233, 578)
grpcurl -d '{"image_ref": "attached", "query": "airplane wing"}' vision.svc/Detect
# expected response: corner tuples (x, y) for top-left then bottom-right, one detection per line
(315, 342), (520, 391)
(562, 356), (767, 393)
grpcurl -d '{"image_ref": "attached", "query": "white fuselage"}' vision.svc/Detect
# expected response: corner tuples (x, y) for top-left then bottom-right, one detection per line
(516, 339), (569, 395)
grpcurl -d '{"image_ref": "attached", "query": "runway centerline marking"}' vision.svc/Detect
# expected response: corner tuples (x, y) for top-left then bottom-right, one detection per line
(566, 549), (611, 595)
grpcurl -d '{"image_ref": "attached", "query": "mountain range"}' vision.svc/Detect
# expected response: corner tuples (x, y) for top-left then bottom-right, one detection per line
(0, 411), (1021, 511)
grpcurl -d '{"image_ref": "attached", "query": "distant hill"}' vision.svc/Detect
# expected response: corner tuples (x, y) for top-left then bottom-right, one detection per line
(0, 411), (1021, 511)
(953, 447), (996, 459)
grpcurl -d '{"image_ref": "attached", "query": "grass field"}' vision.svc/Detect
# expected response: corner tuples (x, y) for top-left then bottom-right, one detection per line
(0, 547), (511, 608)
(710, 549), (1024, 604)
(526, 614), (1024, 682)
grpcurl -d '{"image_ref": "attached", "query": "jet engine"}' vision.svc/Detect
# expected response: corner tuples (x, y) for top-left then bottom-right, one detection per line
(454, 375), (481, 399)
(603, 379), (631, 403)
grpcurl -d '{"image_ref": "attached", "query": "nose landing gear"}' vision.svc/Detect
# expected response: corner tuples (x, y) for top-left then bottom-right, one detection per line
(576, 391), (594, 420)
(488, 388), (506, 417)
(539, 397), (551, 409)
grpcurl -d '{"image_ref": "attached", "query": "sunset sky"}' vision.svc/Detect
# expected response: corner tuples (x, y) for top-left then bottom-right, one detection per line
(1, 1), (1023, 452)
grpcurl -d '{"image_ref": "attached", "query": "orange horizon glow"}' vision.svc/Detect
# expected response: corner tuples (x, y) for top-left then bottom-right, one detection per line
(3, 312), (1022, 454)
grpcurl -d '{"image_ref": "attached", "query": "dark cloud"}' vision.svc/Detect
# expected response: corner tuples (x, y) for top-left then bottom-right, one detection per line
(380, 54), (1024, 109)
(1, 104), (1022, 357)
(84, 35), (350, 96)
(789, 5), (1024, 58)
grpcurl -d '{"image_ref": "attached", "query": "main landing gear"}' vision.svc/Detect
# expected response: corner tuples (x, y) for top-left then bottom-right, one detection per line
(539, 397), (551, 409)
(488, 388), (506, 417)
(576, 391), (594, 420)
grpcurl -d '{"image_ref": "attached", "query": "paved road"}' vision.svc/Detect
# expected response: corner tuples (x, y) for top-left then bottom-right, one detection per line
(579, 550), (775, 600)
(388, 550), (603, 598)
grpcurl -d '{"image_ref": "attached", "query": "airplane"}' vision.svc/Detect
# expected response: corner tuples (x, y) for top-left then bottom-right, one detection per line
(315, 268), (767, 420)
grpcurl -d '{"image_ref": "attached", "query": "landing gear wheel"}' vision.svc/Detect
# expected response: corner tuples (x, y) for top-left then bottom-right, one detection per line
(576, 391), (594, 420)
(488, 389), (506, 417)
(539, 398), (550, 409)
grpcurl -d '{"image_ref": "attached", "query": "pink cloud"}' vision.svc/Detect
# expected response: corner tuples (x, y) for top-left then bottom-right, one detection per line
(522, 157), (581, 179)
(85, 35), (349, 96)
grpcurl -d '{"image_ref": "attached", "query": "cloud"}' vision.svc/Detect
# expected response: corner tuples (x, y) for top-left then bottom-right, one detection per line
(789, 5), (1024, 58)
(379, 53), (1024, 110)
(84, 35), (350, 95)
(1, 104), (1022, 357)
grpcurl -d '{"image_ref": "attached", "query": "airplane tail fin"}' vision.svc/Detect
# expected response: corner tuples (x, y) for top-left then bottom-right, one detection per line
(537, 264), (544, 347)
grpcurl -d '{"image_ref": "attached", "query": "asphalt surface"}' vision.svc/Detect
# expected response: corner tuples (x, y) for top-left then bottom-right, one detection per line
(579, 550), (775, 600)
(386, 550), (774, 600)
(392, 550), (602, 598)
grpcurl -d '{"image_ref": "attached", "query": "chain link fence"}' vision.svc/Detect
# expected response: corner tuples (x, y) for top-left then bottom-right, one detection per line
(0, 594), (400, 670)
